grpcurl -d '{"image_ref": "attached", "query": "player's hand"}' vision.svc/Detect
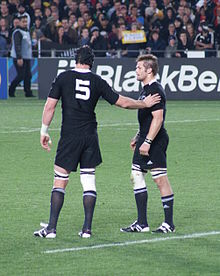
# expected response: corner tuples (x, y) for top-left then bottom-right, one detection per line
(144, 93), (161, 108)
(139, 142), (150, 156)
(130, 138), (137, 151)
(17, 59), (23, 66)
(40, 134), (52, 152)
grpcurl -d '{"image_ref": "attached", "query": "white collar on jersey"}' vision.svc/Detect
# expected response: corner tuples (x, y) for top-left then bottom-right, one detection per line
(73, 68), (91, 73)
(148, 78), (157, 86)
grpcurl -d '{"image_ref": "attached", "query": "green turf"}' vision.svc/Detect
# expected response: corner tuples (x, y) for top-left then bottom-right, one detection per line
(0, 94), (220, 275)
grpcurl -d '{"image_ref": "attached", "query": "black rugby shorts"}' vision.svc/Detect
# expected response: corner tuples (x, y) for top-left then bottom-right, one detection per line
(55, 133), (102, 172)
(132, 133), (169, 170)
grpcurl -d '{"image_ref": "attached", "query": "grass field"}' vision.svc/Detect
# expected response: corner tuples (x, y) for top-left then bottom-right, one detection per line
(0, 92), (220, 275)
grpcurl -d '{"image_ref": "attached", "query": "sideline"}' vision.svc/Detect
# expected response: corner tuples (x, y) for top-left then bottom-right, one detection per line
(43, 230), (220, 254)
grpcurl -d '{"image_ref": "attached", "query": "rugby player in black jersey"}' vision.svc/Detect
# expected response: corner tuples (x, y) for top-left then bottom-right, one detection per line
(120, 54), (175, 234)
(34, 46), (161, 239)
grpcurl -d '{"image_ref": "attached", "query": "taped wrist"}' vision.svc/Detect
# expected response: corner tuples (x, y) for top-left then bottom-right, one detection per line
(144, 138), (152, 145)
(40, 123), (49, 136)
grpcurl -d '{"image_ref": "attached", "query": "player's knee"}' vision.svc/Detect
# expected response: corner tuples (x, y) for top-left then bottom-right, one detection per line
(54, 169), (69, 181)
(80, 168), (96, 192)
(130, 169), (146, 190)
(151, 169), (167, 181)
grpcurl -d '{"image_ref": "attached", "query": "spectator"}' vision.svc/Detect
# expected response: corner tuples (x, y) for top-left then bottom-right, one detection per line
(176, 30), (190, 57)
(118, 4), (129, 23)
(146, 29), (166, 57)
(0, 33), (7, 56)
(50, 2), (59, 14)
(117, 23), (128, 57)
(109, 0), (121, 23)
(134, 0), (147, 17)
(54, 25), (71, 45)
(184, 5), (195, 23)
(182, 13), (192, 29)
(79, 2), (89, 17)
(101, 0), (111, 15)
(146, 0), (164, 26)
(213, 3), (220, 46)
(127, 4), (139, 25)
(31, 16), (45, 41)
(116, 15), (126, 27)
(194, 2), (215, 30)
(127, 22), (146, 58)
(61, 17), (78, 45)
(164, 35), (177, 58)
(110, 3), (126, 25)
(162, 21), (177, 46)
(108, 23), (119, 51)
(194, 24), (215, 57)
(63, 0), (79, 18)
(33, 7), (43, 19)
(75, 16), (85, 38)
(94, 2), (103, 21)
(31, 29), (38, 57)
(33, 8), (47, 29)
(43, 6), (52, 22)
(132, 3), (145, 27)
(89, 25), (108, 57)
(16, 3), (31, 30)
(160, 0), (174, 12)
(78, 27), (90, 47)
(0, 17), (10, 45)
(96, 13), (111, 34)
(186, 22), (196, 50)
(82, 11), (94, 29)
(177, 5), (185, 21)
(178, 0), (188, 8)
(68, 12), (77, 29)
(44, 10), (59, 41)
(107, 23), (127, 57)
(0, 0), (13, 29)
(174, 17), (183, 38)
(168, 21), (177, 39)
(162, 7), (176, 31)
(7, 0), (19, 15)
(31, 0), (42, 10)
(9, 15), (20, 38)
(160, 7), (176, 41)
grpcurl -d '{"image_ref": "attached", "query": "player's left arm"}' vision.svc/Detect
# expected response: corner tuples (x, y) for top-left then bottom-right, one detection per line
(40, 97), (59, 152)
(147, 109), (163, 140)
(139, 109), (163, 156)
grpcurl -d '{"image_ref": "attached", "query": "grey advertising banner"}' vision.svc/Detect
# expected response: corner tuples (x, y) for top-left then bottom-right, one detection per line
(38, 58), (220, 100)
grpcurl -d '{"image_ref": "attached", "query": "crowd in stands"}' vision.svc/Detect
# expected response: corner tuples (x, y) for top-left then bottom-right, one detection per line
(0, 0), (220, 58)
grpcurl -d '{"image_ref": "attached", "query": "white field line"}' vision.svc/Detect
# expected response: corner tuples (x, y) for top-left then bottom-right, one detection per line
(0, 118), (220, 134)
(43, 231), (220, 254)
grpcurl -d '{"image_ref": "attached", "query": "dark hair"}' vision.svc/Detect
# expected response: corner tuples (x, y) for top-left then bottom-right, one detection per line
(179, 30), (187, 36)
(75, 45), (94, 68)
(136, 54), (158, 76)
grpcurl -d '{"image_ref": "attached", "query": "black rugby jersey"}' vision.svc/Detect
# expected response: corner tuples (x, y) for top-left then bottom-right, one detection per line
(138, 79), (167, 138)
(48, 68), (119, 135)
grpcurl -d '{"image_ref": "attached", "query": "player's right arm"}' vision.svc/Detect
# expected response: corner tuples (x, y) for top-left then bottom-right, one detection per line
(130, 130), (140, 151)
(40, 72), (62, 151)
(40, 97), (59, 152)
(115, 94), (161, 109)
(98, 76), (160, 108)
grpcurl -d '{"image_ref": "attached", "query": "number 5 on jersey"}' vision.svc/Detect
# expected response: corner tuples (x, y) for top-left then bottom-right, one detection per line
(75, 79), (90, 100)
